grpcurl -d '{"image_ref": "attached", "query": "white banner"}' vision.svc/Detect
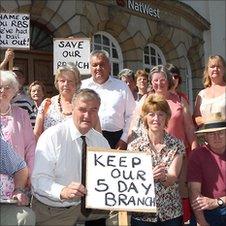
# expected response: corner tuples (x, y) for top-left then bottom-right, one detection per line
(0, 13), (30, 49)
(86, 148), (157, 212)
(53, 38), (90, 75)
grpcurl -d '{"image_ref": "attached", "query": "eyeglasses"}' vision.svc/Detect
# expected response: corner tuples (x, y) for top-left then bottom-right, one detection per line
(0, 85), (12, 92)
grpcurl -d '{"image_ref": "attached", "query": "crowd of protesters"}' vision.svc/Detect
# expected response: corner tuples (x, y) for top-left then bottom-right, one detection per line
(0, 48), (225, 226)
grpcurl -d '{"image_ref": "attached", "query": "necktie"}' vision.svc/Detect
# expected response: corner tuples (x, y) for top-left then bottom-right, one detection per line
(80, 136), (91, 216)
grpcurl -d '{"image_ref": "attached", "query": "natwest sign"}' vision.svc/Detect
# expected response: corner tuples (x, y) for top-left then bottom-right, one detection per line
(116, 0), (160, 19)
(128, 0), (160, 18)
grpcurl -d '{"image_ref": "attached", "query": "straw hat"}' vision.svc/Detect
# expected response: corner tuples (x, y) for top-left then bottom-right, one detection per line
(195, 113), (226, 134)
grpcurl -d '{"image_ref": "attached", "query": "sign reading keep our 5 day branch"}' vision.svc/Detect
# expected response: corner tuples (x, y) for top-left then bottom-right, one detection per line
(0, 13), (30, 49)
(53, 38), (90, 75)
(86, 148), (157, 213)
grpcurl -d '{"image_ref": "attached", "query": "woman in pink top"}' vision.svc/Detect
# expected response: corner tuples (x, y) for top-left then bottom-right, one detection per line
(128, 65), (198, 223)
(0, 70), (35, 179)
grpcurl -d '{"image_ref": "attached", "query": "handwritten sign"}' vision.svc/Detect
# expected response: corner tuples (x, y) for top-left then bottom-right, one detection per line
(0, 13), (30, 49)
(53, 38), (90, 75)
(86, 148), (157, 212)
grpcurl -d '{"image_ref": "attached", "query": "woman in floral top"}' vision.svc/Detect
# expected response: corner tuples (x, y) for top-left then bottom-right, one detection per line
(34, 63), (82, 140)
(128, 94), (185, 226)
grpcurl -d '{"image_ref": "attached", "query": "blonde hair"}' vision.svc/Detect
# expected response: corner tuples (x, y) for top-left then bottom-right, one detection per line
(203, 55), (226, 88)
(141, 93), (171, 128)
(54, 62), (81, 91)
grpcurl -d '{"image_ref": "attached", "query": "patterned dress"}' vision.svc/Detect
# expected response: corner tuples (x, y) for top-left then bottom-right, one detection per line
(127, 132), (185, 222)
(38, 95), (72, 131)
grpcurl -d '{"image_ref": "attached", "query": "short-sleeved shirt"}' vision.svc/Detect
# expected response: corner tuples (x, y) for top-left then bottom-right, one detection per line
(127, 132), (185, 222)
(0, 136), (26, 200)
(0, 136), (26, 175)
(187, 145), (226, 198)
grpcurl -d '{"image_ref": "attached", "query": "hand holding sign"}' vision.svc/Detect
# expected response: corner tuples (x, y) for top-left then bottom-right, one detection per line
(0, 48), (14, 70)
(60, 182), (86, 200)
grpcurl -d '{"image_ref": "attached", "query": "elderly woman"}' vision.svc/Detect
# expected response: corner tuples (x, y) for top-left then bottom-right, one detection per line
(193, 55), (226, 127)
(188, 115), (226, 226)
(34, 63), (82, 140)
(28, 80), (46, 115)
(118, 68), (138, 101)
(128, 65), (197, 222)
(128, 94), (185, 225)
(0, 70), (35, 178)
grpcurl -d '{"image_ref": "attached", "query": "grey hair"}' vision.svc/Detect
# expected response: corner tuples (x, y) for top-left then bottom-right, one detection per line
(90, 49), (110, 62)
(0, 70), (19, 94)
(149, 65), (174, 90)
(118, 68), (135, 80)
(54, 62), (81, 91)
(72, 88), (101, 107)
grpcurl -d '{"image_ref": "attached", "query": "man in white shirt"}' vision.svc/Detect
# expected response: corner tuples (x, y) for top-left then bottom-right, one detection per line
(31, 89), (110, 226)
(81, 50), (136, 150)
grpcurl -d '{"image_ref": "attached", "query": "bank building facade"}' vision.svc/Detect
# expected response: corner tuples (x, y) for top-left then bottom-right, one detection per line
(0, 0), (225, 109)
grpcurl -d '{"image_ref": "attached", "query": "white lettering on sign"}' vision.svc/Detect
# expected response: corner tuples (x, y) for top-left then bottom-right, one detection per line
(86, 148), (157, 212)
(0, 13), (30, 49)
(127, 0), (160, 19)
(53, 38), (91, 75)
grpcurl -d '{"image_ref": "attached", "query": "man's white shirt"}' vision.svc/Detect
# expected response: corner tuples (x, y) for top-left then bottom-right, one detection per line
(31, 118), (110, 207)
(81, 76), (136, 142)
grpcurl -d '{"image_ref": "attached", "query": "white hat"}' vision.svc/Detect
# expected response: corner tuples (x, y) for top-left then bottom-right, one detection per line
(195, 113), (226, 134)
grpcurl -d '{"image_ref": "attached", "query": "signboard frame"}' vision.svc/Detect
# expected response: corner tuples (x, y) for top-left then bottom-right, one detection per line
(53, 38), (91, 75)
(0, 13), (30, 50)
(86, 147), (157, 213)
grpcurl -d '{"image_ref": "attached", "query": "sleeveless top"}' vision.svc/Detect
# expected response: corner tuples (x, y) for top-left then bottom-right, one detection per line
(199, 89), (226, 120)
(38, 95), (72, 131)
(166, 92), (188, 148)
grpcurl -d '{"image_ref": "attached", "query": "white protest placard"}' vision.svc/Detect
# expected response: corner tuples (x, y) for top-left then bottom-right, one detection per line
(53, 38), (90, 75)
(86, 148), (157, 213)
(0, 13), (30, 49)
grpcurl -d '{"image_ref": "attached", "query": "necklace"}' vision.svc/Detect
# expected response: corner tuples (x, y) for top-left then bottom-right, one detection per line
(58, 95), (72, 116)
(0, 105), (11, 116)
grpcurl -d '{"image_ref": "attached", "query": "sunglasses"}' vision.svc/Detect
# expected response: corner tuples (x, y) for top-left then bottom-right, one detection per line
(172, 74), (180, 80)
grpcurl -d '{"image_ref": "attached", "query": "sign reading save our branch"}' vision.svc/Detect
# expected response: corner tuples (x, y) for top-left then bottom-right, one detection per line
(53, 38), (90, 75)
(86, 148), (157, 212)
(0, 13), (30, 49)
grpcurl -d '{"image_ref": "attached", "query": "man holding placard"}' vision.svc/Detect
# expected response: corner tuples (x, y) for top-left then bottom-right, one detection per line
(31, 89), (110, 226)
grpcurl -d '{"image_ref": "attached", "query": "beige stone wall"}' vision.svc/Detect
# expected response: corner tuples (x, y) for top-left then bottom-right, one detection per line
(0, 0), (210, 101)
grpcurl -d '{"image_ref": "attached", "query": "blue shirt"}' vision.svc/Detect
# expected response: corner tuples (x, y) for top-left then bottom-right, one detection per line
(0, 136), (27, 175)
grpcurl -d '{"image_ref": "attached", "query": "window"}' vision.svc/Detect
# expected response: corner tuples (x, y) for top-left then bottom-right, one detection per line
(92, 32), (123, 77)
(30, 21), (53, 52)
(143, 43), (166, 73)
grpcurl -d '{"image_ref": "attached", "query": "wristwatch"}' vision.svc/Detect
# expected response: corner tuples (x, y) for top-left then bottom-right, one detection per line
(217, 198), (224, 207)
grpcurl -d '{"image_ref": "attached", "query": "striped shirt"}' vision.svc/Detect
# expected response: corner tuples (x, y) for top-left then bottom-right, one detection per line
(12, 90), (36, 128)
